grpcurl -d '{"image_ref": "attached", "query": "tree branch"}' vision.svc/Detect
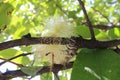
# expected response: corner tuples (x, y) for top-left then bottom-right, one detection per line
(82, 22), (120, 30)
(0, 37), (69, 51)
(0, 36), (120, 51)
(0, 36), (120, 79)
(93, 24), (120, 30)
(0, 47), (120, 79)
(0, 62), (73, 79)
(0, 53), (32, 66)
(78, 0), (95, 40)
(0, 57), (23, 67)
(92, 7), (110, 23)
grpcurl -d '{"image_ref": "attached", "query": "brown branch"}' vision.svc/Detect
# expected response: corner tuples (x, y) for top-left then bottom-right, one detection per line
(0, 48), (120, 79)
(0, 36), (120, 51)
(75, 37), (120, 48)
(0, 57), (23, 67)
(78, 0), (95, 40)
(82, 22), (120, 30)
(114, 48), (120, 55)
(0, 53), (32, 66)
(0, 36), (120, 79)
(93, 24), (120, 30)
(0, 37), (69, 51)
(0, 62), (73, 79)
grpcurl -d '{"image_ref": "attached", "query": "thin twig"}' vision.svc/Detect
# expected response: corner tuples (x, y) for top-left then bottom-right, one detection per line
(92, 7), (110, 23)
(93, 24), (120, 30)
(0, 62), (73, 79)
(78, 0), (96, 40)
(82, 23), (120, 30)
(0, 57), (23, 67)
(53, 72), (60, 80)
(0, 53), (32, 66)
(56, 3), (67, 16)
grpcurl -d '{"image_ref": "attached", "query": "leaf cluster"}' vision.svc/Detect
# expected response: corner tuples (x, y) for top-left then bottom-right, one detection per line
(0, 0), (120, 80)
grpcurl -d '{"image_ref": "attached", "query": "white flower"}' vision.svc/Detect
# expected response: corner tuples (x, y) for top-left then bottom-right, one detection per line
(33, 16), (77, 66)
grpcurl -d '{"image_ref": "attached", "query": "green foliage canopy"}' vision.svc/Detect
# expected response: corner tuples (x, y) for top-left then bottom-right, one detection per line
(0, 0), (120, 80)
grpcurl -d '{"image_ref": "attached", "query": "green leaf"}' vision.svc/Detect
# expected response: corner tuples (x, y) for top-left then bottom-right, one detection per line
(0, 49), (18, 59)
(75, 25), (90, 38)
(96, 31), (110, 40)
(71, 49), (120, 80)
(68, 11), (77, 18)
(94, 28), (100, 36)
(108, 28), (120, 39)
(21, 56), (31, 66)
(0, 2), (14, 29)
(21, 66), (43, 77)
(41, 73), (52, 80)
(20, 46), (32, 52)
(13, 26), (26, 39)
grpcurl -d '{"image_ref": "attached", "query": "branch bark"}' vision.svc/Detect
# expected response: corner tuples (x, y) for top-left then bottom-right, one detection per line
(93, 24), (120, 30)
(0, 36), (120, 51)
(0, 62), (73, 79)
(0, 0), (119, 79)
(0, 37), (69, 51)
(82, 23), (120, 30)
(0, 36), (120, 79)
(0, 53), (32, 66)
(78, 0), (95, 40)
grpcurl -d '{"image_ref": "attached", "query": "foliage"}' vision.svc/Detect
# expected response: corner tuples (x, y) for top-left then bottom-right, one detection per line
(21, 66), (43, 77)
(71, 49), (120, 80)
(0, 0), (120, 80)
